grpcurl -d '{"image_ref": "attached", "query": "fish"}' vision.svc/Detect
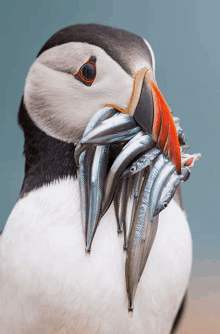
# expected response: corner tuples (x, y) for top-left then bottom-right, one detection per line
(122, 147), (160, 178)
(86, 145), (110, 251)
(81, 126), (141, 146)
(149, 160), (176, 222)
(153, 148), (201, 217)
(118, 177), (130, 250)
(113, 177), (131, 247)
(81, 113), (137, 146)
(75, 105), (200, 311)
(129, 169), (145, 234)
(114, 179), (124, 233)
(154, 166), (191, 217)
(79, 148), (95, 242)
(138, 155), (167, 279)
(120, 130), (145, 150)
(153, 166), (191, 217)
(74, 107), (118, 166)
(77, 106), (116, 243)
(153, 172), (179, 217)
(101, 134), (156, 217)
(173, 116), (186, 145)
(125, 154), (165, 311)
(181, 166), (191, 181)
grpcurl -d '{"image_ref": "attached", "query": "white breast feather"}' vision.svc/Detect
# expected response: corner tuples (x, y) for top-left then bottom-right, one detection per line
(0, 178), (192, 334)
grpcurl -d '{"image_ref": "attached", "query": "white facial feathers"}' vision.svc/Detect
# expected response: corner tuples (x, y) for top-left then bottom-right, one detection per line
(24, 42), (134, 144)
(24, 39), (154, 144)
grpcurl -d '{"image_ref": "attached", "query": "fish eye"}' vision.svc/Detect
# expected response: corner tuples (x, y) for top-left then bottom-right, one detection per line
(75, 56), (97, 86)
(130, 166), (136, 173)
(163, 202), (168, 209)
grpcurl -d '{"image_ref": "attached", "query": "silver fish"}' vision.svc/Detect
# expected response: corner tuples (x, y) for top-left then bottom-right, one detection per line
(81, 113), (136, 145)
(118, 177), (130, 250)
(154, 172), (180, 217)
(78, 107), (116, 243)
(74, 107), (118, 166)
(173, 116), (186, 145)
(101, 134), (156, 217)
(114, 179), (124, 233)
(149, 160), (176, 222)
(79, 148), (95, 242)
(122, 146), (160, 178)
(181, 166), (191, 181)
(129, 169), (145, 233)
(126, 154), (165, 311)
(75, 104), (200, 311)
(154, 166), (191, 217)
(86, 145), (109, 252)
(75, 143), (87, 167)
(138, 156), (167, 279)
(113, 133), (145, 235)
(81, 126), (141, 146)
(120, 130), (145, 150)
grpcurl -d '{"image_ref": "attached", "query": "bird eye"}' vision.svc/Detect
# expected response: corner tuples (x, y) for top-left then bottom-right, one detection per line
(81, 63), (96, 81)
(75, 56), (96, 86)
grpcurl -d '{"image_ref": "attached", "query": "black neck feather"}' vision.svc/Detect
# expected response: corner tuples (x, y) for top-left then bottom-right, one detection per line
(18, 97), (77, 197)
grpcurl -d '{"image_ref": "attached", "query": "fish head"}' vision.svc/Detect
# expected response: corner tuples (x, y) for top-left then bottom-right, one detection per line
(153, 174), (179, 217)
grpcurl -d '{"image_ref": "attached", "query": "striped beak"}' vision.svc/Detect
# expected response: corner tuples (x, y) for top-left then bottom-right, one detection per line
(121, 68), (181, 174)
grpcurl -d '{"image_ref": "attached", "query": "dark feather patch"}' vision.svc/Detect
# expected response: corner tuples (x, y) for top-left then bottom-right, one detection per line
(18, 97), (77, 197)
(37, 24), (153, 77)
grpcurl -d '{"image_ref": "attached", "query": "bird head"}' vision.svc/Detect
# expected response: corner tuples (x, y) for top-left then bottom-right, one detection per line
(23, 24), (180, 173)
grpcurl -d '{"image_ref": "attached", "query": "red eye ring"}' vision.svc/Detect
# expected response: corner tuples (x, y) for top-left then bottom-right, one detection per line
(75, 56), (96, 86)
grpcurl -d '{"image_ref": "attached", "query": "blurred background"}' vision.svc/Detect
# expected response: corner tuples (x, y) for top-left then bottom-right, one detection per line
(0, 0), (219, 332)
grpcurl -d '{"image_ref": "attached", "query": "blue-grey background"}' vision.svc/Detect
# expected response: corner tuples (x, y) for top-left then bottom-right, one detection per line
(1, 0), (219, 281)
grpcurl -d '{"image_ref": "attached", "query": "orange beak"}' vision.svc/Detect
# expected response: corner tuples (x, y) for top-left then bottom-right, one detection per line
(121, 68), (181, 174)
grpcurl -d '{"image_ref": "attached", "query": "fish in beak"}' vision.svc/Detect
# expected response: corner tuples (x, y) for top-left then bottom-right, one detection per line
(75, 67), (200, 310)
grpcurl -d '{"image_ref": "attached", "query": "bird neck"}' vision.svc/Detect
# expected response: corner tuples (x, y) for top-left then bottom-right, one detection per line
(18, 96), (78, 198)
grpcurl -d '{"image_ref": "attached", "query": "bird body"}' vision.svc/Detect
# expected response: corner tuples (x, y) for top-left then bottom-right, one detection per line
(0, 178), (192, 334)
(0, 24), (196, 333)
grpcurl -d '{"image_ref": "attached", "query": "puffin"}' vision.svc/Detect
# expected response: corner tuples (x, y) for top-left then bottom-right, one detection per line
(0, 24), (193, 334)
